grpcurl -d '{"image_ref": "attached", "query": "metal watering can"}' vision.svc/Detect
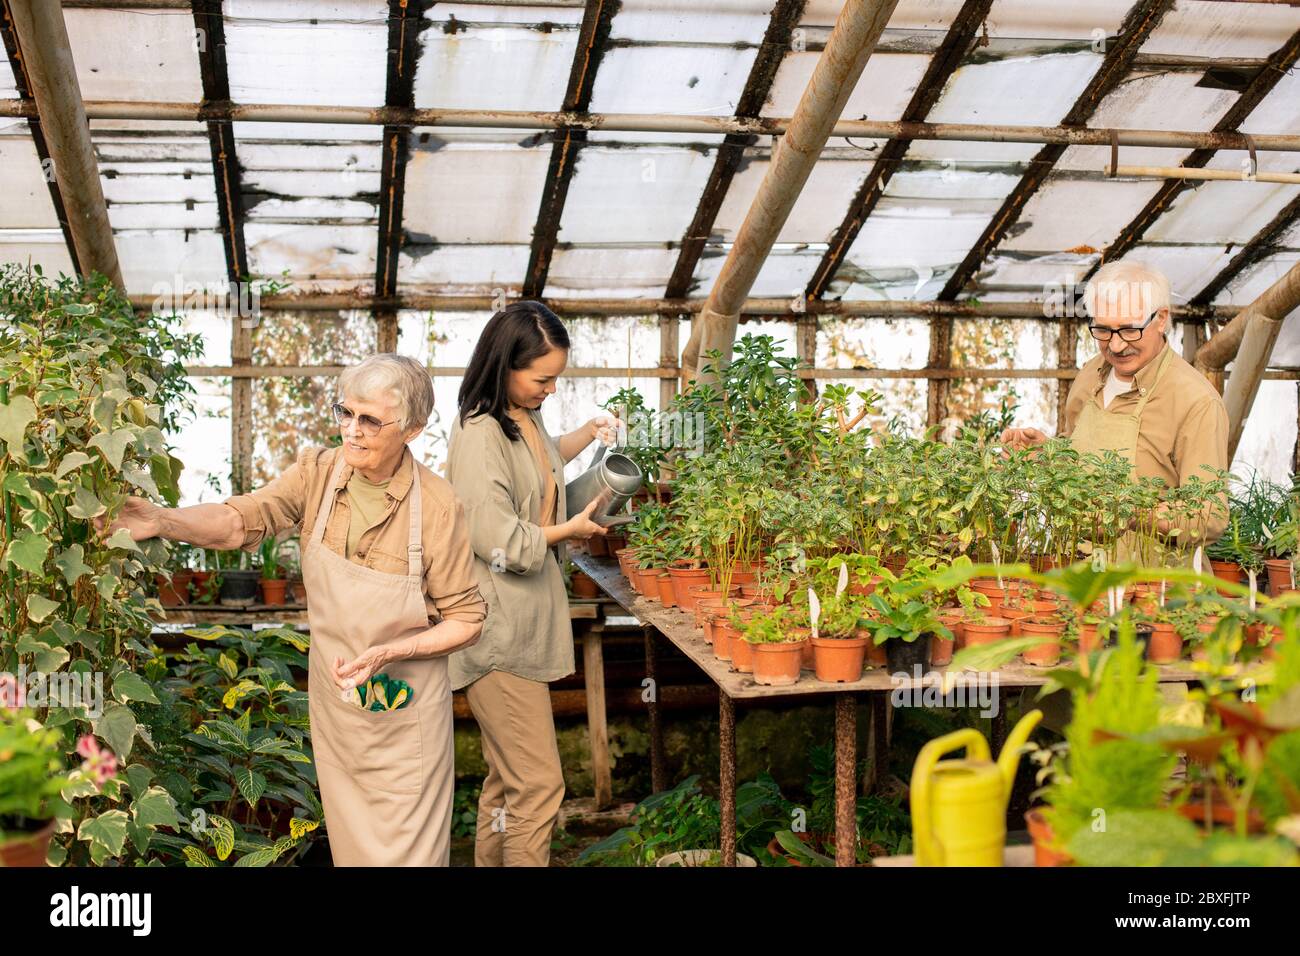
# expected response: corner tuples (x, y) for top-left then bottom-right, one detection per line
(909, 709), (1042, 866)
(564, 444), (643, 527)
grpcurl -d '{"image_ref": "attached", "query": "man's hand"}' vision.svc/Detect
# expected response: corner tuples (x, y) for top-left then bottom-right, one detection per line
(95, 495), (163, 542)
(999, 427), (1049, 452)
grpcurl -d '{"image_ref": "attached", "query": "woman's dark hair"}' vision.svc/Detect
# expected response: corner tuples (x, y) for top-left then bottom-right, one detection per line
(458, 301), (570, 440)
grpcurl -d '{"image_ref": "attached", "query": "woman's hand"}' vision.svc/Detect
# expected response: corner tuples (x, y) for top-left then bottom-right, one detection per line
(563, 498), (608, 542)
(95, 495), (163, 542)
(334, 648), (392, 692)
(588, 414), (622, 447)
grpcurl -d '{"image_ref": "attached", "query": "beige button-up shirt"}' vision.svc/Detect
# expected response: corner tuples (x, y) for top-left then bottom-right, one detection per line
(225, 445), (486, 626)
(446, 410), (573, 690)
(1062, 343), (1230, 541)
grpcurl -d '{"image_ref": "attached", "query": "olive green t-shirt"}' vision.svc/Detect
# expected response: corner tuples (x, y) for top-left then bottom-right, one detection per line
(345, 472), (392, 559)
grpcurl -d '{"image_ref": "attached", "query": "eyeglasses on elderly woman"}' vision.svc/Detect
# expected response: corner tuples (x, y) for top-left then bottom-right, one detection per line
(332, 402), (398, 437)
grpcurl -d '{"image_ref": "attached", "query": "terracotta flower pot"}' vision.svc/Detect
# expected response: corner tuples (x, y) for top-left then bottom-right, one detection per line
(1019, 617), (1064, 667)
(1246, 622), (1283, 660)
(570, 571), (600, 600)
(1265, 558), (1295, 595)
(847, 576), (882, 597)
(712, 622), (732, 661)
(1024, 809), (1071, 867)
(1000, 608), (1033, 637)
(157, 571), (193, 607)
(259, 577), (288, 606)
(963, 617), (1012, 647)
(1077, 622), (1111, 654)
(1209, 559), (1242, 597)
(789, 627), (813, 669)
(1145, 621), (1182, 664)
(752, 640), (806, 686)
(811, 634), (868, 682)
(636, 566), (665, 599)
(668, 563), (711, 611)
(656, 572), (677, 608)
(588, 535), (609, 557)
(605, 532), (628, 553)
(0, 819), (56, 867)
(728, 626), (754, 673)
(935, 610), (962, 665)
(739, 583), (773, 603)
(692, 591), (743, 628)
(288, 574), (308, 608)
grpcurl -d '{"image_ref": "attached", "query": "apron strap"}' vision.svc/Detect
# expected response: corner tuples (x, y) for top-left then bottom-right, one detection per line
(1131, 346), (1173, 418)
(406, 453), (424, 580)
(310, 451), (349, 547)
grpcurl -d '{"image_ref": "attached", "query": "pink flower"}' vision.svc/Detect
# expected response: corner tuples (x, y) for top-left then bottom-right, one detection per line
(0, 673), (25, 711)
(76, 734), (118, 788)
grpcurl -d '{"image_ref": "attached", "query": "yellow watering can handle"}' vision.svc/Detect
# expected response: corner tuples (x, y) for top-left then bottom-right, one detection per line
(910, 728), (992, 866)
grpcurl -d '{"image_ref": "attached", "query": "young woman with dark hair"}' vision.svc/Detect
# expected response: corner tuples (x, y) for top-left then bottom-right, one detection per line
(447, 300), (619, 867)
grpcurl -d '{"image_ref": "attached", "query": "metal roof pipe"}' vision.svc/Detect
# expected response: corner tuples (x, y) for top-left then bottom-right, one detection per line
(7, 0), (122, 289)
(682, 0), (902, 387)
(1200, 259), (1300, 458)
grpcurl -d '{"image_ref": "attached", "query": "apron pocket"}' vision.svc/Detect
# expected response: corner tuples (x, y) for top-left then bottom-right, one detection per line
(315, 684), (425, 794)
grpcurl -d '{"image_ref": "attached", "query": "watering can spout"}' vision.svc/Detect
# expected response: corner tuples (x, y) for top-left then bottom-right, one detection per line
(996, 709), (1043, 795)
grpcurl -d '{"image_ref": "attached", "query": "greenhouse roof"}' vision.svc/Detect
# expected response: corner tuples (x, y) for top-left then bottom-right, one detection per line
(1, 0), (1298, 319)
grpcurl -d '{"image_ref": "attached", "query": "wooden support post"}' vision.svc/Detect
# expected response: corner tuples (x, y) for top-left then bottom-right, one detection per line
(797, 314), (818, 401)
(376, 312), (399, 353)
(232, 320), (253, 493)
(720, 691), (737, 867)
(582, 621), (612, 810)
(1057, 317), (1077, 431)
(643, 625), (667, 795)
(926, 317), (953, 427)
(834, 693), (857, 867)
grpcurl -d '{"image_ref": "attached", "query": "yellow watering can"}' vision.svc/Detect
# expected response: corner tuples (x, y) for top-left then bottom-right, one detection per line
(909, 709), (1042, 866)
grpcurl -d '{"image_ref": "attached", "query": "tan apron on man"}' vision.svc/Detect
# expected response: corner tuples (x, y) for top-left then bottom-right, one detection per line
(1069, 346), (1174, 564)
(303, 453), (454, 866)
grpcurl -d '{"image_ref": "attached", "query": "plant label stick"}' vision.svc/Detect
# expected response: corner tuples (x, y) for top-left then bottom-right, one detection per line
(990, 541), (1003, 590)
(1248, 570), (1257, 612)
(1192, 545), (1203, 576)
(836, 561), (848, 598)
(808, 587), (821, 641)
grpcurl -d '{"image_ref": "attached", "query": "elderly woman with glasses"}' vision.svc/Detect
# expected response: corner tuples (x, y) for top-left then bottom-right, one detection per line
(1002, 260), (1230, 548)
(105, 354), (486, 866)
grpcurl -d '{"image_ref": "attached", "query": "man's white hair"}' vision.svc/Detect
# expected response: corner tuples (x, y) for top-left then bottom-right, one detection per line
(337, 354), (434, 431)
(1083, 261), (1172, 320)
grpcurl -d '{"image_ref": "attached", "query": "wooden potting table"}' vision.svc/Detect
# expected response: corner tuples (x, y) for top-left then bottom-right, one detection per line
(571, 554), (1205, 868)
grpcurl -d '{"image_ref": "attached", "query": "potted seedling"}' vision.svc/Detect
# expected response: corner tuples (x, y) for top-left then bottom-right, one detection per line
(280, 535), (307, 607)
(860, 582), (951, 675)
(156, 542), (195, 607)
(809, 592), (869, 683)
(1263, 493), (1297, 595)
(742, 607), (806, 687)
(191, 547), (221, 604)
(259, 536), (288, 606)
(1019, 613), (1066, 667)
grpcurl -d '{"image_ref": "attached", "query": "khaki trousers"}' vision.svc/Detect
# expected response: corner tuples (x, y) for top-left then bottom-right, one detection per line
(464, 669), (566, 867)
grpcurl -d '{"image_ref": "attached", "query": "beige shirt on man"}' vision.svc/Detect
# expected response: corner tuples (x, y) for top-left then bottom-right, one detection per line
(225, 445), (486, 626)
(1061, 343), (1230, 541)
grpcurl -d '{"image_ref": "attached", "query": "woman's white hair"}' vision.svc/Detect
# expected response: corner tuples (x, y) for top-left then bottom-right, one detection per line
(338, 354), (434, 432)
(1083, 261), (1172, 320)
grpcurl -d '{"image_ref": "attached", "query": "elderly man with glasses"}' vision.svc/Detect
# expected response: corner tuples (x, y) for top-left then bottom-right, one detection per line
(1002, 261), (1230, 548)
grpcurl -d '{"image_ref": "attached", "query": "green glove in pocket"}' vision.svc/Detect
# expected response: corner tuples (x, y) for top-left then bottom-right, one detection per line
(348, 673), (414, 712)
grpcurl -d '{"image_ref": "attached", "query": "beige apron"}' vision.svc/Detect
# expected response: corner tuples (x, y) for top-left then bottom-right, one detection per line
(1070, 347), (1174, 564)
(303, 453), (453, 866)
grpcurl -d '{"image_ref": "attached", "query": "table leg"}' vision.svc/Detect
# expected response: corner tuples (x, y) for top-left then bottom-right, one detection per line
(834, 694), (857, 867)
(582, 623), (612, 810)
(643, 625), (667, 795)
(720, 690), (736, 867)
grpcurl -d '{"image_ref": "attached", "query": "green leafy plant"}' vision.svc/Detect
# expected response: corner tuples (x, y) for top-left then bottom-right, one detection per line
(0, 710), (72, 837)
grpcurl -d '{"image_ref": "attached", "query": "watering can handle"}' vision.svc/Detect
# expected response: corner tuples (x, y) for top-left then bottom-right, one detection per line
(910, 728), (992, 867)
(592, 443), (607, 465)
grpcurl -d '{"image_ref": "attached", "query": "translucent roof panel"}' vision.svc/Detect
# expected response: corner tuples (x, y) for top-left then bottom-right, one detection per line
(402, 130), (552, 246)
(1147, 183), (1300, 247)
(543, 247), (680, 300)
(556, 146), (718, 244)
(692, 245), (826, 299)
(765, 52), (930, 122)
(63, 6), (202, 103)
(225, 0), (388, 108)
(910, 53), (1103, 165)
(237, 128), (382, 292)
(1116, 244), (1237, 301)
(415, 5), (582, 112)
(589, 46), (757, 118)
(0, 39), (15, 98)
(1, 126), (60, 229)
(115, 230), (229, 298)
(1055, 72), (1241, 173)
(1142, 0), (1300, 60)
(611, 1), (775, 45)
(1000, 179), (1165, 255)
(1210, 251), (1300, 309)
(1235, 381), (1297, 488)
(398, 243), (530, 295)
(94, 126), (219, 234)
(713, 149), (880, 245)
